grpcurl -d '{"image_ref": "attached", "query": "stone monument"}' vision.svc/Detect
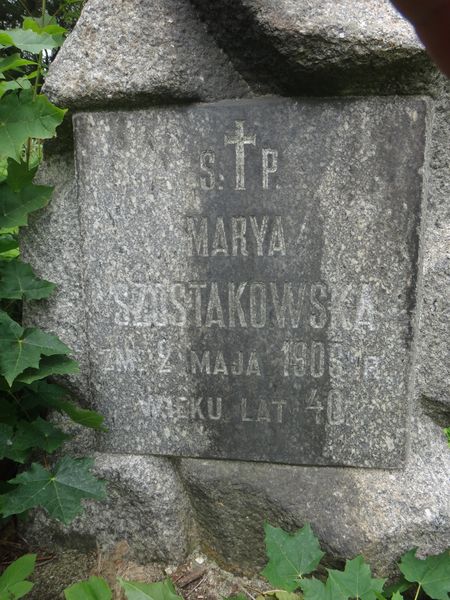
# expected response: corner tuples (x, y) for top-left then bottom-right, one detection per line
(22, 0), (450, 575)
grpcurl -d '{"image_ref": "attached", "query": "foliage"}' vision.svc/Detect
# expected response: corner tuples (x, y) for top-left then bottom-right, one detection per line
(1, 525), (449, 599)
(399, 549), (450, 600)
(261, 523), (324, 591)
(0, 1), (105, 524)
(258, 524), (449, 600)
(0, 554), (35, 600)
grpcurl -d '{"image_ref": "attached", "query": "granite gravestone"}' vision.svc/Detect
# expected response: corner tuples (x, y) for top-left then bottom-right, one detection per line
(75, 97), (426, 468)
(22, 0), (450, 575)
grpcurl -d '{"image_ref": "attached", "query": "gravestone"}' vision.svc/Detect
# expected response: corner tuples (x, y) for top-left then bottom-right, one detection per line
(22, 0), (450, 575)
(76, 98), (425, 468)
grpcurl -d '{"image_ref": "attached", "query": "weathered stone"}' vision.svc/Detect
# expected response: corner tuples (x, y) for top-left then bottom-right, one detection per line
(21, 0), (450, 578)
(416, 80), (450, 424)
(73, 97), (426, 469)
(43, 0), (250, 108)
(191, 0), (433, 95)
(23, 454), (195, 563)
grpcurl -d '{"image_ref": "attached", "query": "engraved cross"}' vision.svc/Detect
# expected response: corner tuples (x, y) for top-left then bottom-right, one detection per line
(225, 120), (256, 190)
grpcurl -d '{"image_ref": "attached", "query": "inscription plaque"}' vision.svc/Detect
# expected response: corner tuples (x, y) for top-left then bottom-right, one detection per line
(74, 97), (427, 467)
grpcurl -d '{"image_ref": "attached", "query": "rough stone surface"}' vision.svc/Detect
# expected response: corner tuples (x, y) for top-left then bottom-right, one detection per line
(44, 0), (434, 106)
(23, 454), (195, 563)
(21, 141), (91, 401)
(43, 0), (250, 108)
(191, 0), (433, 95)
(416, 80), (450, 424)
(74, 97), (425, 469)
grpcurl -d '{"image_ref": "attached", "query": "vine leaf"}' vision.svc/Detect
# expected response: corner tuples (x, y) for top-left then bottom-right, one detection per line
(7, 158), (38, 191)
(399, 549), (450, 600)
(0, 310), (71, 385)
(64, 575), (112, 600)
(14, 417), (71, 453)
(0, 182), (53, 228)
(17, 355), (79, 384)
(0, 418), (69, 463)
(0, 260), (55, 300)
(0, 553), (35, 600)
(326, 556), (385, 600)
(0, 28), (61, 53)
(118, 578), (183, 600)
(300, 578), (331, 600)
(0, 90), (66, 161)
(1, 456), (106, 524)
(262, 523), (325, 591)
(23, 381), (105, 430)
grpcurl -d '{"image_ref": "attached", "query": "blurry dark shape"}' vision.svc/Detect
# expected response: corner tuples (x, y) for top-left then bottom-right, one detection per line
(392, 0), (450, 77)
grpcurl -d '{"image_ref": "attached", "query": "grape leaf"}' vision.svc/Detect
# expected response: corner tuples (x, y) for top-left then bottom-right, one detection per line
(17, 355), (79, 384)
(326, 556), (385, 600)
(262, 523), (325, 591)
(0, 181), (53, 228)
(7, 158), (38, 191)
(0, 554), (35, 600)
(23, 380), (105, 430)
(0, 310), (71, 385)
(118, 578), (183, 600)
(0, 260), (55, 299)
(399, 549), (450, 600)
(0, 54), (36, 74)
(64, 576), (112, 600)
(0, 90), (66, 161)
(1, 456), (106, 524)
(0, 29), (61, 53)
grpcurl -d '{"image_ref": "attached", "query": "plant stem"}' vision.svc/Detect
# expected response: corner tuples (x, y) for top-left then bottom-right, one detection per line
(413, 584), (422, 600)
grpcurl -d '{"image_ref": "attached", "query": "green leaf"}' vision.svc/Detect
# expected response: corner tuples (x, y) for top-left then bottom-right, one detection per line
(0, 77), (32, 99)
(399, 549), (450, 600)
(23, 381), (105, 430)
(1, 456), (106, 523)
(0, 423), (30, 463)
(391, 593), (404, 600)
(14, 417), (71, 453)
(119, 578), (183, 600)
(0, 260), (55, 300)
(0, 182), (53, 228)
(0, 418), (69, 461)
(0, 234), (18, 254)
(7, 158), (38, 191)
(0, 310), (71, 385)
(0, 54), (36, 74)
(0, 29), (62, 53)
(326, 556), (385, 600)
(300, 578), (330, 600)
(0, 89), (66, 161)
(0, 554), (36, 598)
(262, 524), (325, 591)
(17, 355), (79, 384)
(64, 576), (112, 600)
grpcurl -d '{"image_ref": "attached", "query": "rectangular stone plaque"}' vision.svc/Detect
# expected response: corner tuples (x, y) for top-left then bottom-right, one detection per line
(74, 97), (426, 467)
